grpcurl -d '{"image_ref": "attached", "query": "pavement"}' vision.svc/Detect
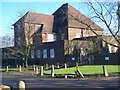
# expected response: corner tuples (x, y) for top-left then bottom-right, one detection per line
(0, 73), (120, 90)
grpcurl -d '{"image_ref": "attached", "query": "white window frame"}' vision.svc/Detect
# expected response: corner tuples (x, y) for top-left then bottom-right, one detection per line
(36, 50), (40, 58)
(43, 49), (47, 59)
(31, 50), (34, 59)
(50, 49), (55, 58)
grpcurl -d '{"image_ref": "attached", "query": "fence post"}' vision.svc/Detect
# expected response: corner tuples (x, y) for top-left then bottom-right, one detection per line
(51, 65), (55, 77)
(18, 80), (25, 90)
(22, 63), (24, 68)
(19, 65), (22, 72)
(33, 65), (35, 71)
(40, 66), (43, 76)
(76, 62), (79, 71)
(65, 75), (67, 79)
(65, 63), (67, 69)
(16, 65), (18, 68)
(102, 65), (108, 77)
(45, 63), (48, 69)
(6, 66), (8, 72)
(57, 63), (60, 68)
(36, 67), (39, 74)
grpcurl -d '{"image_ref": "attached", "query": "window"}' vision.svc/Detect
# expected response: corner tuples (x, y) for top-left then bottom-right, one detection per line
(3, 52), (7, 58)
(17, 29), (20, 32)
(43, 49), (47, 58)
(47, 34), (54, 42)
(17, 36), (21, 45)
(61, 33), (65, 40)
(72, 57), (75, 61)
(31, 50), (34, 59)
(108, 44), (112, 53)
(75, 33), (81, 38)
(37, 50), (40, 58)
(18, 36), (21, 41)
(81, 48), (85, 56)
(105, 57), (109, 60)
(114, 43), (118, 53)
(47, 34), (56, 42)
(50, 49), (55, 58)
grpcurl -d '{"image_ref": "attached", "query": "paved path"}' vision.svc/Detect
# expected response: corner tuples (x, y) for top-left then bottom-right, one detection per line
(1, 73), (119, 89)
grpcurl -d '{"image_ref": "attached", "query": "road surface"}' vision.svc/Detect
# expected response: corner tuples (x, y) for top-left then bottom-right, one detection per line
(1, 73), (119, 89)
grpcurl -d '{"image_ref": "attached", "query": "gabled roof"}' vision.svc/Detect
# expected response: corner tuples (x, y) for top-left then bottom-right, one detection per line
(53, 3), (103, 31)
(13, 12), (54, 34)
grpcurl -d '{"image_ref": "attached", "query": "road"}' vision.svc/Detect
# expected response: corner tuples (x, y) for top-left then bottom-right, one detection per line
(1, 73), (120, 89)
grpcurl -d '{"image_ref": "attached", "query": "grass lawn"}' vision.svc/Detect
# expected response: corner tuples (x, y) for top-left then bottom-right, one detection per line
(44, 65), (120, 75)
(0, 65), (119, 76)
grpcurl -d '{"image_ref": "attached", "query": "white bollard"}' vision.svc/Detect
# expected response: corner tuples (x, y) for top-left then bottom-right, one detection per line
(18, 80), (25, 90)
(6, 66), (8, 72)
(19, 65), (22, 72)
(57, 63), (60, 68)
(65, 75), (67, 79)
(65, 63), (67, 69)
(16, 65), (18, 68)
(33, 65), (35, 71)
(36, 67), (39, 74)
(40, 66), (43, 76)
(45, 63), (48, 69)
(51, 65), (55, 77)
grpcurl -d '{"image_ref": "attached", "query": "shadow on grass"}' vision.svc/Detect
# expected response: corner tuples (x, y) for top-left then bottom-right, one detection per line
(43, 72), (120, 78)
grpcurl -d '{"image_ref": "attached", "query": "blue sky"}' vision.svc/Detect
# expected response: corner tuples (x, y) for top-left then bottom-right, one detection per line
(1, 2), (82, 36)
(0, 1), (118, 37)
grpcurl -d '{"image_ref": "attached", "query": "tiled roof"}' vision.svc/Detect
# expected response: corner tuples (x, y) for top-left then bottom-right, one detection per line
(53, 3), (103, 31)
(14, 12), (54, 34)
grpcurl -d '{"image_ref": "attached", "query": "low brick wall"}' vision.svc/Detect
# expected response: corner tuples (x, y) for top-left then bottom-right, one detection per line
(94, 53), (119, 65)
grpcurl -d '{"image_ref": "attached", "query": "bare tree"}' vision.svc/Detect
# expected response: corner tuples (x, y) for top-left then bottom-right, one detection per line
(82, 2), (119, 47)
(65, 2), (119, 50)
(7, 11), (41, 67)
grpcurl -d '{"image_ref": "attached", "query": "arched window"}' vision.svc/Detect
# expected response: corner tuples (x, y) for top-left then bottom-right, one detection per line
(43, 49), (47, 58)
(31, 50), (34, 59)
(37, 50), (40, 58)
(50, 49), (55, 58)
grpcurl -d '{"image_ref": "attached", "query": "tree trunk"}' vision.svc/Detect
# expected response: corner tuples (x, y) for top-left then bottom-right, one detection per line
(25, 57), (28, 68)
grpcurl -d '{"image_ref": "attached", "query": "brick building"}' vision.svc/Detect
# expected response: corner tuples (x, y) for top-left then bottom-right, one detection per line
(2, 3), (119, 66)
